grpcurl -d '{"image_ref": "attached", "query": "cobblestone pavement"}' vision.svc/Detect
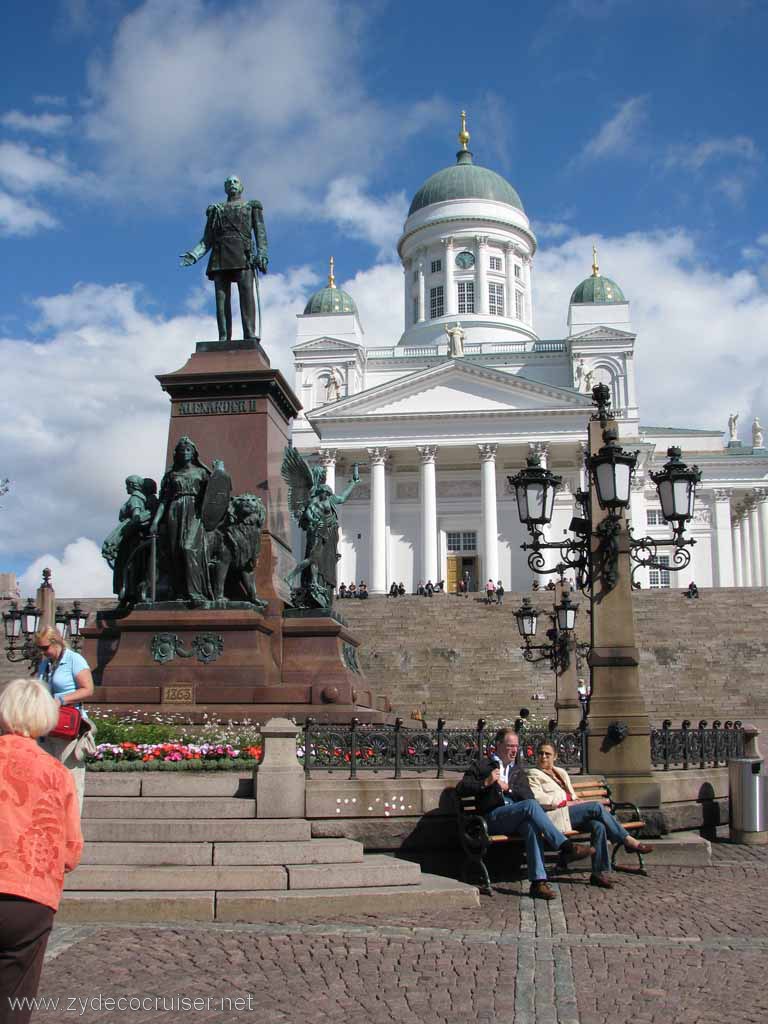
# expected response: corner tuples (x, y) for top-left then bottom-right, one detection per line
(33, 842), (768, 1024)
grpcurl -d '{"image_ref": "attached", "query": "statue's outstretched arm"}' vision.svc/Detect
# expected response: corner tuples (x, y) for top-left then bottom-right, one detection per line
(179, 240), (208, 267)
(333, 465), (360, 506)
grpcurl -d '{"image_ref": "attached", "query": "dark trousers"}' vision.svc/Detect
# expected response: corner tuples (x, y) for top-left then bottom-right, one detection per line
(0, 895), (54, 1024)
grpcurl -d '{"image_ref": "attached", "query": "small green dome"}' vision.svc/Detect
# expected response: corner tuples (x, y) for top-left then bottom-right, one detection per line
(303, 285), (357, 315)
(570, 274), (626, 305)
(408, 149), (524, 216)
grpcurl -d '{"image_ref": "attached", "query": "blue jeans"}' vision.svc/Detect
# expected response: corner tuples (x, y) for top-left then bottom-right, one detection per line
(485, 798), (570, 882)
(567, 802), (630, 874)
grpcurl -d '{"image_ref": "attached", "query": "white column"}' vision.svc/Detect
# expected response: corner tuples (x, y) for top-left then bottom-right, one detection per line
(748, 496), (763, 588)
(417, 256), (426, 323)
(711, 489), (734, 587)
(318, 448), (336, 493)
(479, 443), (499, 585)
(523, 254), (533, 323)
(403, 259), (413, 329)
(475, 235), (488, 315)
(417, 446), (439, 584)
(505, 243), (517, 319)
(630, 480), (650, 589)
(732, 516), (743, 587)
(442, 238), (456, 316)
(755, 488), (768, 587)
(740, 506), (752, 586)
(368, 448), (389, 593)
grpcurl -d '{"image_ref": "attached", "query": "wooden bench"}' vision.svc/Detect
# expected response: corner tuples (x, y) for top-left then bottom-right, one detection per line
(456, 776), (647, 895)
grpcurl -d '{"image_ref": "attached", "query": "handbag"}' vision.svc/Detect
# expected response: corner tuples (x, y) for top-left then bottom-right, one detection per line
(50, 704), (82, 740)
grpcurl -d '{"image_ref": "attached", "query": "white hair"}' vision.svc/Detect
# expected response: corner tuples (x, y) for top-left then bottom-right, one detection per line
(0, 678), (59, 738)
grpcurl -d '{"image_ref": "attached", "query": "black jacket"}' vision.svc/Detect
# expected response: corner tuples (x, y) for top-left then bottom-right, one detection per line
(456, 757), (535, 815)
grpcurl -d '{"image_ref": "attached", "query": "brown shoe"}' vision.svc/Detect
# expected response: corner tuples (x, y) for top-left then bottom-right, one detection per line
(627, 842), (654, 855)
(560, 841), (595, 864)
(590, 873), (614, 889)
(530, 881), (557, 901)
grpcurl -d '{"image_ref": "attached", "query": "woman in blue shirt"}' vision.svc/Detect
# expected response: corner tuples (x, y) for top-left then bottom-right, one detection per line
(35, 626), (95, 810)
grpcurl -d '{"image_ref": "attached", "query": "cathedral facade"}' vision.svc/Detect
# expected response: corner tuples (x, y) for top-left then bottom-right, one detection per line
(291, 119), (768, 594)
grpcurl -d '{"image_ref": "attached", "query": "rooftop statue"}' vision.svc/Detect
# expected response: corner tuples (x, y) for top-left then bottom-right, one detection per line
(282, 447), (359, 609)
(728, 412), (739, 442)
(180, 175), (268, 342)
(753, 417), (764, 449)
(445, 321), (465, 358)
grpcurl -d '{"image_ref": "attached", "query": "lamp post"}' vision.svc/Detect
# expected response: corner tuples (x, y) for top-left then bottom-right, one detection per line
(508, 384), (702, 806)
(2, 598), (42, 666)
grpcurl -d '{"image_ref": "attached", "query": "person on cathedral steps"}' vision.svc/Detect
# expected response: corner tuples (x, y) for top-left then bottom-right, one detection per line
(417, 580), (425, 596)
(527, 740), (653, 889)
(347, 582), (357, 598)
(388, 582), (399, 598)
(425, 580), (434, 597)
(457, 729), (593, 900)
(496, 581), (505, 606)
(398, 582), (406, 596)
(485, 579), (496, 604)
(338, 582), (347, 599)
(357, 581), (369, 599)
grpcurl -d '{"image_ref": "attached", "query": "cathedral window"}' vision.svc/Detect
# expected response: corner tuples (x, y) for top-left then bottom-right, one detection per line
(649, 555), (671, 589)
(430, 286), (444, 319)
(457, 281), (474, 314)
(489, 256), (502, 271)
(447, 530), (477, 553)
(515, 290), (524, 319)
(413, 298), (419, 323)
(647, 509), (664, 526)
(431, 259), (442, 274)
(514, 264), (522, 279)
(489, 283), (505, 316)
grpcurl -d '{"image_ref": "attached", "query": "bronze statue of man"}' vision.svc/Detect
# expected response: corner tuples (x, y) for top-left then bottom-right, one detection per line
(180, 175), (268, 342)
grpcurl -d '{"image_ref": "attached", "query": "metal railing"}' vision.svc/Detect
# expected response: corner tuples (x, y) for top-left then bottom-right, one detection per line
(650, 720), (745, 770)
(301, 717), (585, 779)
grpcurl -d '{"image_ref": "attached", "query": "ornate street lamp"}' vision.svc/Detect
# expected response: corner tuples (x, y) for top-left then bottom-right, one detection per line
(588, 428), (638, 514)
(554, 590), (578, 633)
(514, 597), (539, 639)
(3, 597), (42, 665)
(514, 595), (578, 674)
(508, 455), (562, 536)
(66, 601), (89, 650)
(650, 446), (701, 540)
(55, 604), (69, 639)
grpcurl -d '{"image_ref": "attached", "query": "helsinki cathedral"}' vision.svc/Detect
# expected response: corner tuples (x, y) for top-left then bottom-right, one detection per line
(291, 115), (768, 594)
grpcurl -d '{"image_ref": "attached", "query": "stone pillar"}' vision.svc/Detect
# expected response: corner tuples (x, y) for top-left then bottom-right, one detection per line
(442, 238), (456, 316)
(368, 448), (389, 593)
(629, 480), (650, 589)
(555, 580), (582, 731)
(505, 243), (517, 319)
(416, 255), (426, 323)
(586, 415), (660, 808)
(37, 568), (55, 631)
(712, 489), (735, 587)
(740, 506), (753, 587)
(522, 255), (533, 323)
(318, 448), (336, 494)
(254, 717), (305, 818)
(403, 259), (413, 329)
(475, 235), (489, 315)
(756, 489), (768, 586)
(479, 443), (499, 586)
(732, 516), (743, 587)
(417, 446), (439, 585)
(749, 497), (763, 588)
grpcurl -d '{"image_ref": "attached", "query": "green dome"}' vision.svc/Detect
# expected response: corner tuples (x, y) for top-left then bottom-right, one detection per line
(303, 284), (357, 316)
(570, 274), (626, 305)
(408, 150), (524, 216)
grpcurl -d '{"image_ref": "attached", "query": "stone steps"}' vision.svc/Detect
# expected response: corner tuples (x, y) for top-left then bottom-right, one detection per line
(82, 818), (309, 843)
(58, 874), (478, 924)
(80, 838), (364, 866)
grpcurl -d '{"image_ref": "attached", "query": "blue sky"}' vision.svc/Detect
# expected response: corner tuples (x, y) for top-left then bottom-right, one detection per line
(2, 0), (768, 593)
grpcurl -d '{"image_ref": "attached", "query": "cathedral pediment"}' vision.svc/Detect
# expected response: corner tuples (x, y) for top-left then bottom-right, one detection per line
(293, 336), (364, 354)
(310, 359), (592, 421)
(570, 326), (636, 343)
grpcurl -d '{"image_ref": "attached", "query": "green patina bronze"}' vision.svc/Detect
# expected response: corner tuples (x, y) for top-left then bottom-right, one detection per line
(180, 175), (269, 342)
(102, 436), (268, 612)
(281, 446), (359, 610)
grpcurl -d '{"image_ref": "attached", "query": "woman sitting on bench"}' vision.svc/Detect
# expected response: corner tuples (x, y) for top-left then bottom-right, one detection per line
(528, 740), (653, 889)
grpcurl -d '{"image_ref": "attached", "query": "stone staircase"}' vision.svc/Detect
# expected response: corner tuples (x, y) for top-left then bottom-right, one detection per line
(340, 588), (768, 727)
(60, 774), (478, 923)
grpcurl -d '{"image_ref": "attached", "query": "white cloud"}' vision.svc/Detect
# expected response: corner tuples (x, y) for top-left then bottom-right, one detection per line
(0, 141), (84, 193)
(534, 230), (768, 432)
(33, 95), (68, 108)
(19, 539), (112, 598)
(338, 263), (405, 346)
(1, 111), (73, 136)
(321, 178), (408, 259)
(83, 0), (442, 213)
(532, 220), (572, 240)
(0, 191), (58, 236)
(578, 96), (648, 163)
(665, 134), (759, 170)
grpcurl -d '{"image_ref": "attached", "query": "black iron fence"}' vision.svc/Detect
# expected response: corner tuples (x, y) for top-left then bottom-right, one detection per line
(301, 717), (585, 779)
(650, 720), (745, 770)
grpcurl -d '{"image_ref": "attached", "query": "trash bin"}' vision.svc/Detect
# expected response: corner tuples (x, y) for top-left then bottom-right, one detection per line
(729, 757), (768, 844)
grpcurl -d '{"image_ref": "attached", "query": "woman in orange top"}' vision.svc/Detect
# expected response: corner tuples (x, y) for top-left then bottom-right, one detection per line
(0, 678), (84, 1023)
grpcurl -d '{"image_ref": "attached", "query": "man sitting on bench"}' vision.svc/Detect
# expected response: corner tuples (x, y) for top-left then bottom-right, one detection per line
(458, 728), (593, 901)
